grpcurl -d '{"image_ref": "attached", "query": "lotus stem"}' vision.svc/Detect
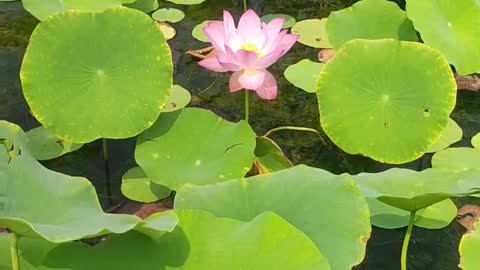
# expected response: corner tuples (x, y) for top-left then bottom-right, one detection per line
(243, 0), (248, 11)
(102, 138), (113, 205)
(401, 211), (416, 270)
(10, 233), (20, 270)
(244, 90), (250, 123)
(263, 126), (326, 145)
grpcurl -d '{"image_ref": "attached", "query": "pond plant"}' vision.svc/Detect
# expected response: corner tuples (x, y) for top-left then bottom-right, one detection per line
(0, 0), (480, 270)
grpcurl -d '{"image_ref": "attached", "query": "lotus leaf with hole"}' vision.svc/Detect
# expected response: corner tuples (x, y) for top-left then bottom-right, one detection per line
(0, 121), (177, 242)
(135, 108), (256, 190)
(175, 165), (371, 270)
(353, 168), (480, 212)
(38, 211), (330, 270)
(406, 0), (480, 75)
(459, 220), (480, 270)
(317, 39), (456, 164)
(326, 0), (417, 51)
(21, 8), (172, 143)
(121, 167), (172, 203)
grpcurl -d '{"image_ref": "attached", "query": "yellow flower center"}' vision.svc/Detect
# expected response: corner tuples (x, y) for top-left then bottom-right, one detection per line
(242, 43), (264, 58)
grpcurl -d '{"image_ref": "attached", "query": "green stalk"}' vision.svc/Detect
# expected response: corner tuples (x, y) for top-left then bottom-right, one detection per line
(401, 211), (416, 270)
(244, 90), (250, 123)
(243, 0), (248, 11)
(102, 138), (112, 205)
(10, 233), (20, 270)
(263, 126), (326, 145)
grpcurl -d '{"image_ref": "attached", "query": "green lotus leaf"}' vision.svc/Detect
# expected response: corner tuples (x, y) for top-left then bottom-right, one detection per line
(163, 0), (206, 4)
(254, 136), (293, 174)
(26, 126), (83, 160)
(261, 14), (296, 29)
(317, 39), (456, 164)
(0, 235), (58, 270)
(152, 8), (185, 23)
(353, 168), (480, 212)
(124, 0), (159, 13)
(40, 211), (330, 270)
(192, 20), (218, 42)
(0, 120), (177, 242)
(406, 0), (480, 75)
(21, 8), (173, 143)
(459, 221), (480, 270)
(284, 59), (324, 93)
(22, 0), (136, 21)
(157, 22), (176, 41)
(471, 133), (480, 149)
(291, 18), (331, 48)
(135, 108), (256, 190)
(175, 165), (371, 270)
(326, 0), (418, 51)
(432, 147), (480, 171)
(368, 198), (457, 229)
(426, 118), (462, 153)
(121, 166), (172, 203)
(162, 84), (191, 112)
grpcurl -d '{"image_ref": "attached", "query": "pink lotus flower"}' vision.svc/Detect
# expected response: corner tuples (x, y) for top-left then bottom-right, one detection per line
(199, 10), (299, 100)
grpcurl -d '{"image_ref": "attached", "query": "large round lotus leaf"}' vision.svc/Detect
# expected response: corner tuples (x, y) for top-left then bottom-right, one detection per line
(317, 39), (456, 164)
(21, 8), (173, 143)
(175, 165), (371, 270)
(0, 120), (177, 242)
(26, 126), (83, 160)
(368, 198), (457, 229)
(253, 136), (293, 174)
(406, 0), (480, 75)
(135, 108), (256, 190)
(291, 19), (331, 48)
(426, 118), (462, 153)
(432, 147), (480, 171)
(459, 221), (480, 270)
(152, 8), (185, 23)
(353, 168), (480, 212)
(121, 166), (172, 203)
(471, 133), (480, 149)
(22, 0), (136, 21)
(261, 14), (296, 29)
(41, 211), (330, 270)
(327, 0), (418, 51)
(284, 59), (324, 93)
(124, 0), (159, 13)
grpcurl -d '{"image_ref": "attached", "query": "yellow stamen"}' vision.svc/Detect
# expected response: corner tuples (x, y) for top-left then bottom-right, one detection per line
(242, 43), (257, 52)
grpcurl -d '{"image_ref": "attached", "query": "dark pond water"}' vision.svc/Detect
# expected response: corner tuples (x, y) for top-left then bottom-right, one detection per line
(1, 0), (480, 269)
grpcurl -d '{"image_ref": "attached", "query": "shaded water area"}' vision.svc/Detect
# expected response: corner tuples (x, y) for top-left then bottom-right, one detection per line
(1, 0), (480, 269)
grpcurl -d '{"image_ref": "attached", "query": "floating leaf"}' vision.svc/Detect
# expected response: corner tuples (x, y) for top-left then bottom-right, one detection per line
(426, 118), (463, 153)
(0, 235), (58, 269)
(291, 18), (331, 48)
(26, 126), (83, 160)
(432, 147), (480, 171)
(152, 8), (185, 23)
(0, 121), (178, 242)
(368, 198), (457, 229)
(21, 8), (173, 143)
(176, 165), (371, 270)
(327, 0), (417, 50)
(192, 20), (218, 42)
(354, 168), (480, 212)
(121, 167), (172, 203)
(162, 84), (191, 112)
(164, 0), (206, 4)
(284, 59), (324, 93)
(406, 0), (480, 75)
(471, 133), (480, 149)
(124, 0), (159, 13)
(22, 0), (136, 21)
(40, 211), (330, 270)
(261, 14), (296, 29)
(156, 22), (176, 40)
(317, 39), (456, 164)
(135, 108), (256, 190)
(253, 136), (293, 174)
(459, 220), (480, 270)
